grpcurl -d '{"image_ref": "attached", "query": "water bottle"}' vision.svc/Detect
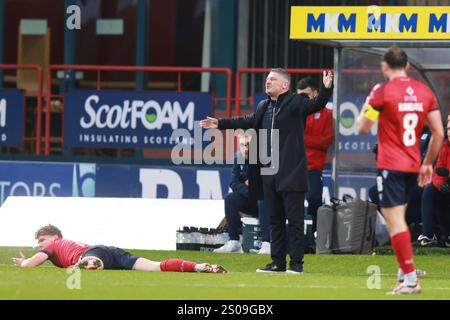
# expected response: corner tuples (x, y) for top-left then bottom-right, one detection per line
(190, 227), (201, 250)
(199, 227), (210, 251)
(217, 228), (229, 246)
(176, 227), (183, 250)
(180, 226), (191, 250)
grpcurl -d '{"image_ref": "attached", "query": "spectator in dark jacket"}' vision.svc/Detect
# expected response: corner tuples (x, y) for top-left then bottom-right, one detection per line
(214, 132), (270, 253)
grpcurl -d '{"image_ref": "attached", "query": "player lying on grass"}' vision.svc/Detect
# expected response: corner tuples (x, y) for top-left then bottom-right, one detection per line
(11, 224), (227, 274)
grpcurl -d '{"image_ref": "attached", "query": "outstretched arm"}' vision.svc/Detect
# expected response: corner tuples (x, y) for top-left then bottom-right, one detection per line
(199, 116), (219, 129)
(200, 113), (257, 131)
(12, 252), (49, 268)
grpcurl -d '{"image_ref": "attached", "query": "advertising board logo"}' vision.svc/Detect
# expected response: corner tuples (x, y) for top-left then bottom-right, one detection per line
(146, 109), (157, 124)
(338, 100), (378, 153)
(79, 95), (195, 131)
(64, 90), (211, 148)
(72, 164), (96, 197)
(339, 101), (378, 137)
(340, 108), (355, 130)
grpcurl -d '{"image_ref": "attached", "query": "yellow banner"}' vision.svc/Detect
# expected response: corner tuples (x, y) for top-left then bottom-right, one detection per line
(290, 6), (450, 39)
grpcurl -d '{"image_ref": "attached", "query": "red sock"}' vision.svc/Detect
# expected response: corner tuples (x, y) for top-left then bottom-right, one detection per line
(391, 230), (415, 274)
(160, 259), (196, 272)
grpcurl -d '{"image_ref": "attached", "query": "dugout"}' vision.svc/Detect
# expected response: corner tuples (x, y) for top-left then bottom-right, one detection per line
(302, 39), (450, 197)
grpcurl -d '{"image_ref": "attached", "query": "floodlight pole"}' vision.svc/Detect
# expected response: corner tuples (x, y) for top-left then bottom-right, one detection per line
(331, 47), (341, 199)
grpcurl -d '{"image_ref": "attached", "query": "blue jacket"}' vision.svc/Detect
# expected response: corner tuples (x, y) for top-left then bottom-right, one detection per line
(229, 154), (250, 197)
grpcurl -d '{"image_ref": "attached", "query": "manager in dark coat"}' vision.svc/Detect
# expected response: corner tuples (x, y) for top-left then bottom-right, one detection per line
(200, 69), (333, 273)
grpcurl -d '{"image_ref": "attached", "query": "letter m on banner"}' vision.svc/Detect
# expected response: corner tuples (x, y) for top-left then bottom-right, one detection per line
(291, 6), (450, 40)
(306, 13), (356, 33)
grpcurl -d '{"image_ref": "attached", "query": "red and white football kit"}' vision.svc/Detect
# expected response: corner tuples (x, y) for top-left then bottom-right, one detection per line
(367, 76), (438, 173)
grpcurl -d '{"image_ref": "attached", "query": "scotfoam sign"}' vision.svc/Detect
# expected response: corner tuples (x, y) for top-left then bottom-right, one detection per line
(290, 6), (450, 39)
(64, 90), (211, 148)
(0, 90), (24, 146)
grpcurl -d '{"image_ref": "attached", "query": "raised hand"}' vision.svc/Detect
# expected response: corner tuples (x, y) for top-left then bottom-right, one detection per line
(323, 70), (334, 89)
(199, 116), (219, 129)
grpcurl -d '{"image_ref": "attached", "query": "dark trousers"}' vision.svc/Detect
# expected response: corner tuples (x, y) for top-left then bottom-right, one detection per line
(257, 200), (271, 242)
(262, 174), (305, 268)
(421, 184), (450, 239)
(305, 169), (323, 233)
(405, 184), (423, 225)
(224, 192), (258, 240)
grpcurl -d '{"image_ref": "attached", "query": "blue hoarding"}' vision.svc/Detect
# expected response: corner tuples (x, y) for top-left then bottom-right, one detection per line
(64, 90), (212, 148)
(95, 164), (233, 199)
(0, 90), (24, 146)
(0, 162), (96, 206)
(0, 160), (378, 212)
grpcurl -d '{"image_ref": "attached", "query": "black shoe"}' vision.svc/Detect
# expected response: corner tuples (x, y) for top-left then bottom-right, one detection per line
(305, 246), (316, 254)
(416, 234), (438, 247)
(256, 262), (286, 273)
(287, 263), (303, 274)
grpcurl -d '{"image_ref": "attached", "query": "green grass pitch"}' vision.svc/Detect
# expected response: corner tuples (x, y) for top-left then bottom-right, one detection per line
(1, 247), (450, 300)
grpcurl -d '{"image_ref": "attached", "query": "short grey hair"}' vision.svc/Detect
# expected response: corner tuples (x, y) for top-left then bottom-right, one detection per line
(270, 68), (291, 84)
